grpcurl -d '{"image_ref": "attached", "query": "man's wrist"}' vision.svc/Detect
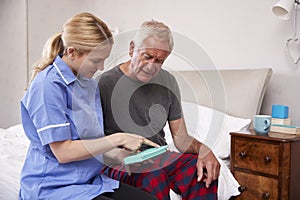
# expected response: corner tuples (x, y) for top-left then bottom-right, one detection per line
(198, 143), (211, 159)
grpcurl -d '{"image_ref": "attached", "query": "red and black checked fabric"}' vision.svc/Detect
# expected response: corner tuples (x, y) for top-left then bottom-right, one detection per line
(102, 151), (218, 200)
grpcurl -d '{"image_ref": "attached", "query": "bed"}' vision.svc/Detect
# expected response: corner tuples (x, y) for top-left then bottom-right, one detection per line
(0, 68), (272, 200)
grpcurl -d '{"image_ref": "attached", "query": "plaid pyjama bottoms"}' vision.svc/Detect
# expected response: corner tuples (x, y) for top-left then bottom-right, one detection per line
(102, 151), (218, 200)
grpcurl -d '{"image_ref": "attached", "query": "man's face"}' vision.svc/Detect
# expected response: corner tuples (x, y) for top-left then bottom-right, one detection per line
(129, 37), (170, 83)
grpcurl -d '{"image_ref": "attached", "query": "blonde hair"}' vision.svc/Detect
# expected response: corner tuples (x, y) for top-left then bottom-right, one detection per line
(29, 12), (113, 84)
(133, 20), (174, 51)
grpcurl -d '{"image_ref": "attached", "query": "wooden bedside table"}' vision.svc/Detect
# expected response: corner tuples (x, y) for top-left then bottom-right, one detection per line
(230, 130), (300, 200)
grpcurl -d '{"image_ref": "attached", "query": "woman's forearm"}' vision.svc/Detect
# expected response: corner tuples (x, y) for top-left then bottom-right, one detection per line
(49, 133), (125, 163)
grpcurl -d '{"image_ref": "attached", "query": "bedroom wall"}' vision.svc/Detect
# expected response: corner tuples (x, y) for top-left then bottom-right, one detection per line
(1, 0), (300, 127)
(0, 0), (27, 128)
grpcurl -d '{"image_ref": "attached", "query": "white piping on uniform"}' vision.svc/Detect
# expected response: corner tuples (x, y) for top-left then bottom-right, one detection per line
(37, 123), (70, 133)
(53, 62), (69, 85)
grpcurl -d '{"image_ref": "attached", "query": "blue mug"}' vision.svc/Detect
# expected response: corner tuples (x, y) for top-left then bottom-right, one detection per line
(254, 115), (271, 135)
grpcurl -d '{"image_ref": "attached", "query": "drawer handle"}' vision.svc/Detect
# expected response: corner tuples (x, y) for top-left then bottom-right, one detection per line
(238, 186), (246, 192)
(239, 152), (246, 159)
(264, 156), (272, 163)
(262, 192), (270, 199)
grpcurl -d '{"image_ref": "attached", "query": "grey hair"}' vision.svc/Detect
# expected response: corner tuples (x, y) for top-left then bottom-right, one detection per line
(133, 20), (174, 52)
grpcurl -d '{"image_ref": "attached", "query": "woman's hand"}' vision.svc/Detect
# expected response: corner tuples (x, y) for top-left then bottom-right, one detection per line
(115, 133), (159, 152)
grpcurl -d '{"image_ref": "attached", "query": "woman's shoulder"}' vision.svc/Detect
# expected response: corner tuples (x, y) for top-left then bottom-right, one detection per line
(30, 66), (69, 93)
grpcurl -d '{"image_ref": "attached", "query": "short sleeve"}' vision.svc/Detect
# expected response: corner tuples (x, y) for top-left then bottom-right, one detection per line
(27, 79), (72, 145)
(167, 73), (182, 121)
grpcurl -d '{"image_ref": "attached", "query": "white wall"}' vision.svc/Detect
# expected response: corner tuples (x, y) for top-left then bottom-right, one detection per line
(0, 0), (27, 128)
(1, 0), (300, 127)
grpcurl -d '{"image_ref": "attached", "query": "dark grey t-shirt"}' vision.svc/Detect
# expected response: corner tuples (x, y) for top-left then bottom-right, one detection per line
(98, 65), (182, 148)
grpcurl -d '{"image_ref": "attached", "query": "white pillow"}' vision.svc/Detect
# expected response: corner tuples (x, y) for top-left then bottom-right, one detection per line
(164, 101), (251, 159)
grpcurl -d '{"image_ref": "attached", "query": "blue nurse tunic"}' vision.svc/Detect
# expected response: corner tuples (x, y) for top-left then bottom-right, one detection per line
(19, 56), (118, 200)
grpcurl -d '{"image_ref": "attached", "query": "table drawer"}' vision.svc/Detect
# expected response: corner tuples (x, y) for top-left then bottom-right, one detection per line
(233, 138), (279, 175)
(234, 171), (278, 200)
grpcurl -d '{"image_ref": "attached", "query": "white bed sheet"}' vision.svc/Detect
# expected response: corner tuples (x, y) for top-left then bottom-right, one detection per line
(0, 124), (28, 200)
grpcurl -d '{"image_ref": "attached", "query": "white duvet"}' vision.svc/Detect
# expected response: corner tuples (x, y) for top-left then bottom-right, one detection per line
(0, 124), (29, 200)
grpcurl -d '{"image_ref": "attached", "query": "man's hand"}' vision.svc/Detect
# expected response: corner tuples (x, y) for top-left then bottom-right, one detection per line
(103, 148), (134, 166)
(169, 118), (220, 187)
(196, 144), (220, 188)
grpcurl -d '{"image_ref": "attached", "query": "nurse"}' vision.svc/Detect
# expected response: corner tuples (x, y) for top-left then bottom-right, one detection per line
(19, 12), (158, 200)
